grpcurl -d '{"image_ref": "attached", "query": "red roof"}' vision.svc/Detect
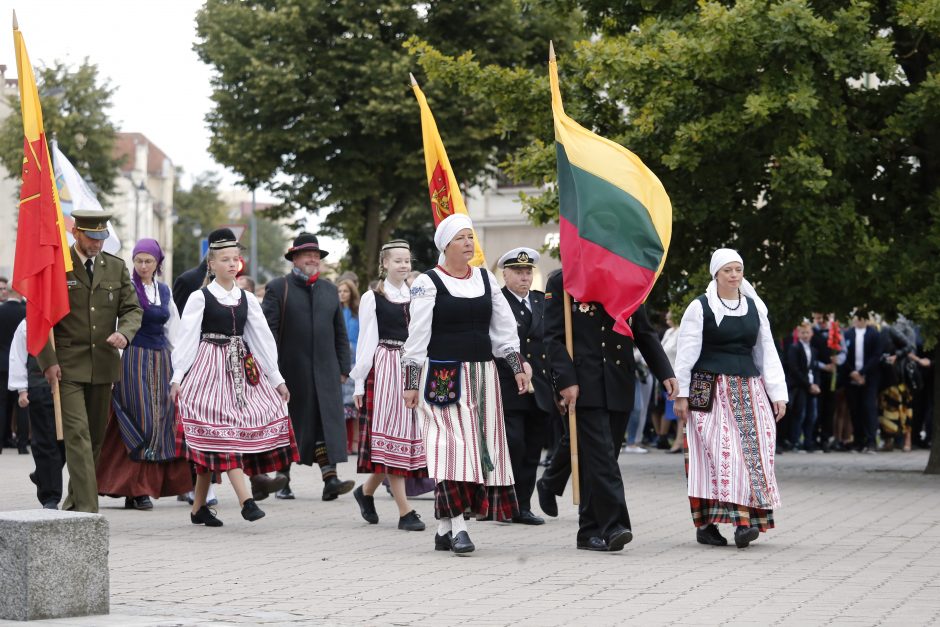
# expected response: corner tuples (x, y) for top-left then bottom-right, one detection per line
(113, 132), (171, 176)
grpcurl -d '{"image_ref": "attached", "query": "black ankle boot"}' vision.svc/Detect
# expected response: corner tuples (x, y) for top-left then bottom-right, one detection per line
(241, 498), (265, 522)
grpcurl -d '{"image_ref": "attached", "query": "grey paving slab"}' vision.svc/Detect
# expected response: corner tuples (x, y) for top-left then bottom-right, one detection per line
(1, 447), (939, 625)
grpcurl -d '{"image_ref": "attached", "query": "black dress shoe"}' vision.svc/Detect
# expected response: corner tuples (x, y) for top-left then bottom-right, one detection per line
(434, 532), (453, 551)
(191, 505), (223, 527)
(606, 527), (634, 552)
(536, 478), (558, 518)
(696, 524), (728, 546)
(241, 498), (266, 522)
(576, 536), (608, 551)
(125, 496), (153, 510)
(398, 510), (426, 531)
(734, 525), (759, 548)
(451, 530), (475, 555)
(353, 485), (379, 524)
(322, 476), (355, 501)
(275, 486), (295, 499)
(512, 510), (545, 526)
(250, 473), (288, 501)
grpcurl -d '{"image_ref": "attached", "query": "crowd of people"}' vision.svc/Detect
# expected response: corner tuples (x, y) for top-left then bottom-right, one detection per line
(1, 212), (933, 554)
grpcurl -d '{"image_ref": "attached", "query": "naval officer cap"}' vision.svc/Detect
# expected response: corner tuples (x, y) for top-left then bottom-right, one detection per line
(497, 247), (539, 269)
(71, 209), (112, 240)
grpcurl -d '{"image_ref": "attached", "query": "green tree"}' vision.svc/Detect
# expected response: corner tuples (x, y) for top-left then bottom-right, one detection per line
(0, 59), (121, 200)
(171, 172), (228, 275)
(246, 213), (288, 284)
(193, 0), (584, 283)
(411, 0), (940, 473)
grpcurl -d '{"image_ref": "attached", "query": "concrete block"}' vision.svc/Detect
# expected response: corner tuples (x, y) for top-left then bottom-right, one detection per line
(0, 510), (109, 621)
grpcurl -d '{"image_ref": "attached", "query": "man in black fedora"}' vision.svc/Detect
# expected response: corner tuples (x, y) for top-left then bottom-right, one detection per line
(259, 233), (354, 500)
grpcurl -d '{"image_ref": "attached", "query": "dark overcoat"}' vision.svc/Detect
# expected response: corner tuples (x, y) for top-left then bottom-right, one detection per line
(262, 273), (350, 465)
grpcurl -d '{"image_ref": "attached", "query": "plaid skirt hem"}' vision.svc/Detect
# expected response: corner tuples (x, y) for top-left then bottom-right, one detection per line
(434, 480), (518, 521)
(175, 416), (299, 476)
(689, 497), (775, 532)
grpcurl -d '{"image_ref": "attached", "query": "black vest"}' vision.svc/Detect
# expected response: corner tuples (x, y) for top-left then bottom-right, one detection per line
(375, 291), (409, 342)
(200, 287), (248, 336)
(692, 294), (760, 377)
(426, 268), (492, 362)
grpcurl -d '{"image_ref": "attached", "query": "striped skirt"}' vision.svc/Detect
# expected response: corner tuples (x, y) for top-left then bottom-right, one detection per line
(358, 344), (428, 477)
(686, 374), (780, 526)
(415, 359), (517, 520)
(111, 344), (177, 461)
(175, 340), (297, 474)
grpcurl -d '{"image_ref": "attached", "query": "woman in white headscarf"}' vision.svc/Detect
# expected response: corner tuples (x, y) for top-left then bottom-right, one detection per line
(402, 214), (530, 555)
(673, 249), (787, 549)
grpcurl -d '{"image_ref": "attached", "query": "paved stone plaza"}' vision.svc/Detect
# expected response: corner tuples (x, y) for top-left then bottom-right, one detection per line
(2, 448), (939, 626)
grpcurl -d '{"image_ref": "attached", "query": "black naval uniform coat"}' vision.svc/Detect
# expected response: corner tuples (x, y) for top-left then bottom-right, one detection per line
(541, 270), (674, 542)
(496, 286), (554, 511)
(263, 273), (350, 466)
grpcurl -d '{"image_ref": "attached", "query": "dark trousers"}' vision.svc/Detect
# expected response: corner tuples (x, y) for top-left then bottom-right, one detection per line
(542, 407), (630, 541)
(27, 386), (66, 506)
(0, 371), (29, 449)
(504, 405), (547, 512)
(790, 389), (818, 449)
(845, 382), (879, 448)
(816, 373), (836, 444)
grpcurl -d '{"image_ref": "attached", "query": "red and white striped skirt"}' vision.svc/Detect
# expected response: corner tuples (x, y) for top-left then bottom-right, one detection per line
(176, 340), (292, 454)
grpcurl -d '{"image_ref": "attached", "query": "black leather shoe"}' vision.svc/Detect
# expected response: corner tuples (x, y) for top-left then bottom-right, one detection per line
(398, 510), (426, 531)
(191, 505), (223, 527)
(696, 524), (728, 546)
(250, 473), (288, 502)
(576, 536), (608, 551)
(451, 530), (475, 555)
(125, 496), (153, 510)
(512, 510), (545, 526)
(353, 485), (379, 524)
(734, 525), (759, 548)
(322, 476), (355, 501)
(434, 532), (452, 551)
(275, 486), (295, 500)
(241, 498), (265, 522)
(536, 478), (558, 518)
(606, 527), (634, 552)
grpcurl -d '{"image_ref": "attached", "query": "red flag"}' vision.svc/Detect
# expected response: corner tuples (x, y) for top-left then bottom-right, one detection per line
(12, 17), (72, 355)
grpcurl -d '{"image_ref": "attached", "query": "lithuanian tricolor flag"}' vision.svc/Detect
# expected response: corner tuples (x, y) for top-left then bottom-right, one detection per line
(12, 13), (72, 355)
(549, 44), (671, 337)
(410, 74), (486, 267)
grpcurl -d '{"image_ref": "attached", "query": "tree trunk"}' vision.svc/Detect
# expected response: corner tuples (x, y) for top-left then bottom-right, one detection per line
(925, 361), (940, 474)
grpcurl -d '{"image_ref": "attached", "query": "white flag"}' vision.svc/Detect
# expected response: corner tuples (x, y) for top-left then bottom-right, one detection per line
(51, 139), (121, 255)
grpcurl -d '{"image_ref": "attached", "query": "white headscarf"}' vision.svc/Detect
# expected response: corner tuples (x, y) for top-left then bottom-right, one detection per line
(705, 248), (768, 326)
(433, 213), (474, 264)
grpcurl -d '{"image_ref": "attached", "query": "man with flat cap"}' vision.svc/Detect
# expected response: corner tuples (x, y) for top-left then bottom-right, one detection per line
(37, 210), (142, 512)
(260, 233), (354, 501)
(496, 247), (554, 526)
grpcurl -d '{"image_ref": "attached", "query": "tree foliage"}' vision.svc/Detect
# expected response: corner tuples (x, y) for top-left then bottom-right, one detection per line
(171, 171), (229, 275)
(0, 59), (121, 200)
(194, 0), (584, 282)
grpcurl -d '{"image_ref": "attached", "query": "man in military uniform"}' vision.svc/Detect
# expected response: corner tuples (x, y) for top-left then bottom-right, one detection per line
(496, 247), (553, 526)
(37, 210), (142, 513)
(538, 269), (676, 551)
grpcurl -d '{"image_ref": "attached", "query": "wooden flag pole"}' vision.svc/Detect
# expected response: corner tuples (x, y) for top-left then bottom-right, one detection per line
(563, 290), (580, 505)
(48, 330), (63, 440)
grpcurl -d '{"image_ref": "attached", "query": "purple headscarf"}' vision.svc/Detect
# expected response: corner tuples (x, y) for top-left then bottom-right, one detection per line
(131, 238), (164, 309)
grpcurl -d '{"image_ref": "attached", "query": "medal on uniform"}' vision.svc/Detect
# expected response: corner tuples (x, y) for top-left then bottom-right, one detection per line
(109, 292), (114, 301)
(578, 303), (590, 313)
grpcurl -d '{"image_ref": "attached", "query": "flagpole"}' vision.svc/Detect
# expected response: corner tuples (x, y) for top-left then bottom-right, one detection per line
(48, 331), (63, 440)
(563, 290), (580, 505)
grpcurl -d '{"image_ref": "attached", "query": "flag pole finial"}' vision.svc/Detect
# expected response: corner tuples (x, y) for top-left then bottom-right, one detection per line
(12, 9), (18, 30)
(549, 40), (555, 62)
(409, 72), (418, 87)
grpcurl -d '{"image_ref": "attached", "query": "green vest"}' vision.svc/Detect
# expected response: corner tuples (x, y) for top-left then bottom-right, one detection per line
(692, 294), (761, 377)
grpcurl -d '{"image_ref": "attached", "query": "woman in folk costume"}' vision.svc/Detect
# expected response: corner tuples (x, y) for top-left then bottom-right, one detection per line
(402, 214), (530, 555)
(170, 228), (297, 527)
(96, 238), (191, 509)
(350, 239), (427, 532)
(674, 248), (788, 549)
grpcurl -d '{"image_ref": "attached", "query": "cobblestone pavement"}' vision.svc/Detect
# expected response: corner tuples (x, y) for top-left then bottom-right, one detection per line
(2, 447), (939, 626)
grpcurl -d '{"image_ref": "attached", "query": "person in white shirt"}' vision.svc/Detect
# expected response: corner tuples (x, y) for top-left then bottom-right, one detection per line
(674, 248), (788, 549)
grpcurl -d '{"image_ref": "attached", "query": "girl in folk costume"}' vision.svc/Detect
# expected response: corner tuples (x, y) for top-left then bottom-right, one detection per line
(402, 215), (530, 555)
(674, 249), (788, 549)
(350, 239), (427, 532)
(170, 229), (297, 527)
(96, 239), (191, 509)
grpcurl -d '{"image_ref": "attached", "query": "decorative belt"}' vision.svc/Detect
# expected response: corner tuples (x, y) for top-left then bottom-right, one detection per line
(202, 332), (248, 408)
(379, 338), (405, 349)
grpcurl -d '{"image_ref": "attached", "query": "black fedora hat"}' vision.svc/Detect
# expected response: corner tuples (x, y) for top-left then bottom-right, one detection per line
(285, 232), (329, 261)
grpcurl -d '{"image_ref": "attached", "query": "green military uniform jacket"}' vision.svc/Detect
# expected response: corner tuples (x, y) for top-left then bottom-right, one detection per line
(37, 247), (142, 383)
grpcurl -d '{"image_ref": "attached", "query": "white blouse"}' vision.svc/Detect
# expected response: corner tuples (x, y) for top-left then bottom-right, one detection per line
(171, 280), (284, 388)
(350, 279), (411, 396)
(674, 298), (788, 402)
(401, 267), (520, 367)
